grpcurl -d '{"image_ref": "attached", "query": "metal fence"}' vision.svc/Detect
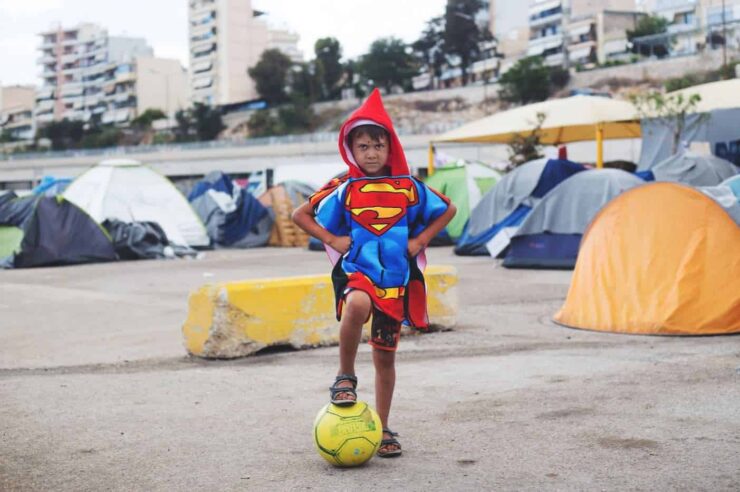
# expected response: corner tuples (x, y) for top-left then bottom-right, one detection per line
(0, 131), (342, 162)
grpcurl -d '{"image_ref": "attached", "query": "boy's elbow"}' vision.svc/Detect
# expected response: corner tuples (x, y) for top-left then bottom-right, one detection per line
(448, 203), (457, 217)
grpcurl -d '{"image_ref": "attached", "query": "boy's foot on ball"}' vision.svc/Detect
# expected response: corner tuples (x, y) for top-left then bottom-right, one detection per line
(329, 374), (357, 406)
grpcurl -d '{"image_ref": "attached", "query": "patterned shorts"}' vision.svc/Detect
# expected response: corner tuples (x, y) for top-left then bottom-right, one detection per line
(369, 308), (403, 352)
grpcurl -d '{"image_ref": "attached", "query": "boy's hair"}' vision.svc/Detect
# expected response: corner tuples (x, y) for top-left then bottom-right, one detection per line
(347, 125), (390, 146)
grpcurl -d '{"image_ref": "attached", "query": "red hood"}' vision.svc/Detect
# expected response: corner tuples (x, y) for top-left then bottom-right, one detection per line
(338, 88), (409, 178)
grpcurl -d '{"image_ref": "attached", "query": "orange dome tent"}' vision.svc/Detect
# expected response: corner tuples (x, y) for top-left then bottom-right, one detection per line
(554, 182), (740, 335)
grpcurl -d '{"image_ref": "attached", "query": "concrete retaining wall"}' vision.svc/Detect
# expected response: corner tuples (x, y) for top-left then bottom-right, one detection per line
(182, 265), (458, 359)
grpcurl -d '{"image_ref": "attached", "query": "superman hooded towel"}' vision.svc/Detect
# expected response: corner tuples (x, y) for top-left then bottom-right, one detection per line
(309, 89), (450, 328)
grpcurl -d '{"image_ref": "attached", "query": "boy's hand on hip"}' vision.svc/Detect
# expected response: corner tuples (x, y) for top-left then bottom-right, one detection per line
(328, 235), (351, 254)
(408, 237), (425, 258)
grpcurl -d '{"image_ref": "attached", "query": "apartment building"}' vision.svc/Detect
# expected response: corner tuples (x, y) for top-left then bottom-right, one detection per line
(188, 0), (302, 106)
(526, 0), (639, 66)
(100, 57), (190, 125)
(268, 28), (303, 64)
(35, 24), (152, 125)
(0, 86), (35, 141)
(35, 23), (189, 128)
(489, 0), (531, 66)
(637, 0), (740, 56)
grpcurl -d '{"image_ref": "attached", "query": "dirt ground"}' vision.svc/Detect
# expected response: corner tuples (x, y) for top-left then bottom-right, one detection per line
(1, 247), (739, 491)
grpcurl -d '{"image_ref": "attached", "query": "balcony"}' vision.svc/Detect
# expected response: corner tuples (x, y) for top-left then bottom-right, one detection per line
(60, 53), (80, 64)
(36, 87), (55, 100)
(115, 71), (136, 84)
(35, 113), (55, 124)
(530, 12), (562, 28)
(191, 42), (216, 57)
(37, 53), (56, 64)
(471, 56), (500, 75)
(527, 33), (563, 56)
(191, 21), (214, 37)
(36, 99), (56, 112)
(193, 76), (213, 90)
(192, 60), (213, 74)
(191, 36), (215, 51)
(543, 52), (564, 66)
(60, 84), (84, 97)
(114, 92), (133, 104)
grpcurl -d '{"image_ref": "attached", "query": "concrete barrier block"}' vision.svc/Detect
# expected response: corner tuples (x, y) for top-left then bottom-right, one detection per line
(182, 265), (458, 359)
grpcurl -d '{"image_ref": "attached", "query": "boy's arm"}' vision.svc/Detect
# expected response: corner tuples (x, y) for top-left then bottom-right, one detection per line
(292, 201), (351, 254)
(408, 203), (457, 257)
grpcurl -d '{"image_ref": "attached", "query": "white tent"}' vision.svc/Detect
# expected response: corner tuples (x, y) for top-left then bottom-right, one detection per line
(64, 159), (209, 247)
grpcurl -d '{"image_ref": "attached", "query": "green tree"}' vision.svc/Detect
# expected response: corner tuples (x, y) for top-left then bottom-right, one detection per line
(631, 91), (704, 154)
(174, 109), (195, 142)
(192, 103), (225, 141)
(278, 96), (317, 133)
(290, 62), (321, 102)
(80, 127), (122, 149)
(412, 16), (446, 90)
(36, 119), (86, 150)
(248, 49), (293, 104)
(627, 14), (669, 40)
(506, 112), (546, 170)
(247, 110), (281, 137)
(498, 56), (550, 105)
(314, 37), (344, 100)
(131, 108), (166, 129)
(443, 0), (490, 85)
(359, 37), (417, 93)
(627, 14), (670, 57)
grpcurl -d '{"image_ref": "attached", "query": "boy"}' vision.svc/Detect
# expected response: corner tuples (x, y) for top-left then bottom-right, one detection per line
(293, 89), (456, 458)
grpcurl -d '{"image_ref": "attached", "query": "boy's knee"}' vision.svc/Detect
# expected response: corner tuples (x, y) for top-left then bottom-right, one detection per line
(344, 291), (372, 320)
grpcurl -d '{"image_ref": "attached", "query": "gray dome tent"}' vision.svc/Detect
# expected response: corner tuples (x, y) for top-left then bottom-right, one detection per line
(646, 152), (737, 186)
(503, 169), (645, 269)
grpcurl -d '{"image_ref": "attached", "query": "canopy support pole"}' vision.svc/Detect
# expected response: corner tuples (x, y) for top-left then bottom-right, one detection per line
(428, 143), (436, 176)
(595, 123), (604, 168)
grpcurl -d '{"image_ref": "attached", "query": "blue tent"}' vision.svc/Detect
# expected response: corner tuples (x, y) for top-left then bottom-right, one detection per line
(454, 158), (587, 256)
(189, 172), (272, 248)
(503, 169), (645, 269)
(32, 176), (72, 196)
(188, 171), (234, 201)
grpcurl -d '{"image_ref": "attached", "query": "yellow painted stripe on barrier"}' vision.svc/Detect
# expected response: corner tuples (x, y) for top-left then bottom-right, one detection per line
(182, 265), (458, 359)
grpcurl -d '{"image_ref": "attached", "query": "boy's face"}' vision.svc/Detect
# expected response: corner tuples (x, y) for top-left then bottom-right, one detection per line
(351, 133), (390, 177)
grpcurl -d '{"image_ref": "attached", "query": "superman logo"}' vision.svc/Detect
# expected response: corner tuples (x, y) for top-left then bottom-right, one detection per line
(345, 178), (418, 236)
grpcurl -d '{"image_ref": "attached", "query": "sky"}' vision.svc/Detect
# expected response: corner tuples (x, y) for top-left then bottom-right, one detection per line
(0, 0), (447, 87)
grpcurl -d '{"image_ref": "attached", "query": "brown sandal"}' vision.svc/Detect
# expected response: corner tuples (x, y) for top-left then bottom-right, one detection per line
(329, 374), (357, 406)
(377, 428), (402, 458)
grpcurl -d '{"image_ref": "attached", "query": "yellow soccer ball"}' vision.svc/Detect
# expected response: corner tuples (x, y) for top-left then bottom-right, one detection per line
(313, 401), (382, 467)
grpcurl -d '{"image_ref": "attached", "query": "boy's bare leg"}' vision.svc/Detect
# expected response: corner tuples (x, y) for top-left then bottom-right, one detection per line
(334, 291), (371, 402)
(373, 347), (400, 453)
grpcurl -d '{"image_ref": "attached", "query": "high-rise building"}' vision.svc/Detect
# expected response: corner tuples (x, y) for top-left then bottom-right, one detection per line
(35, 23), (189, 128)
(0, 85), (35, 141)
(35, 23), (153, 125)
(188, 0), (302, 106)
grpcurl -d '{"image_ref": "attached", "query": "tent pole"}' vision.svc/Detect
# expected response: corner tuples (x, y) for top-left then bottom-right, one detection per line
(596, 123), (604, 168)
(428, 143), (436, 176)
